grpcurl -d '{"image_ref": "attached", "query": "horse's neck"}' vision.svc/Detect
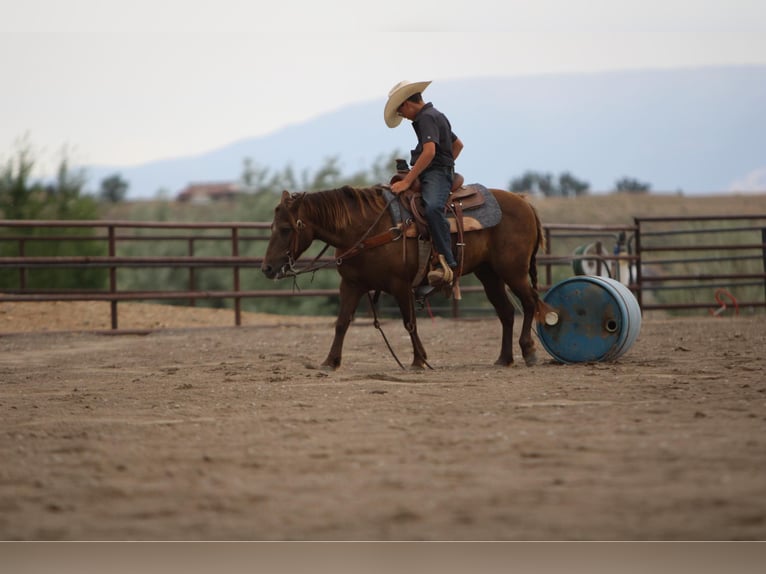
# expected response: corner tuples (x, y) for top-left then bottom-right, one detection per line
(309, 222), (345, 249)
(306, 206), (390, 249)
(297, 188), (391, 249)
(310, 216), (384, 250)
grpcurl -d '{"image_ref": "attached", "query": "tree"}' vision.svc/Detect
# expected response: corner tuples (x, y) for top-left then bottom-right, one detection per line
(0, 144), (36, 219)
(1, 142), (98, 220)
(241, 151), (406, 194)
(346, 150), (405, 187)
(309, 156), (344, 189)
(558, 171), (590, 197)
(509, 171), (549, 195)
(613, 177), (651, 194)
(0, 141), (105, 291)
(509, 170), (590, 197)
(99, 173), (129, 203)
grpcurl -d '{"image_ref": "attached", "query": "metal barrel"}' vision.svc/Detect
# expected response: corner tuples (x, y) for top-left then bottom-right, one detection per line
(537, 275), (642, 363)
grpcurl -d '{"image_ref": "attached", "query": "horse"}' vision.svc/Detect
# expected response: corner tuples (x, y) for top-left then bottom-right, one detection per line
(261, 184), (550, 370)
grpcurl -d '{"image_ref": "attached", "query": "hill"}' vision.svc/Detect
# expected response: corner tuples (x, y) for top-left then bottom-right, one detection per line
(83, 66), (766, 199)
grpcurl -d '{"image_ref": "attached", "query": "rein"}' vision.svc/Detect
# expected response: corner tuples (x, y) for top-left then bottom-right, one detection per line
(367, 290), (434, 371)
(367, 291), (406, 370)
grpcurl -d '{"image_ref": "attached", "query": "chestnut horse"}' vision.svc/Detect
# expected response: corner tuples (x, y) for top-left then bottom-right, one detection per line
(261, 185), (549, 370)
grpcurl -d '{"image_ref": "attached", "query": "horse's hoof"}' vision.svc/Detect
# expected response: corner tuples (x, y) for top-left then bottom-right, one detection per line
(523, 353), (538, 367)
(320, 359), (340, 371)
(493, 358), (514, 367)
(409, 362), (426, 371)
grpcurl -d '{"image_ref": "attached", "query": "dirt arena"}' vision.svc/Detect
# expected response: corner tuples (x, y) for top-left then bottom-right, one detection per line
(1, 301), (765, 540)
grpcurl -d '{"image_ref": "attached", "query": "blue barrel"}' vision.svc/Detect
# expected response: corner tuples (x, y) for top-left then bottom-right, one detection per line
(537, 276), (642, 363)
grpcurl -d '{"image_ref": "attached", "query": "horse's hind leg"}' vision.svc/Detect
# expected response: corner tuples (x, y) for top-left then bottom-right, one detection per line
(321, 279), (365, 370)
(475, 266), (516, 366)
(507, 279), (540, 366)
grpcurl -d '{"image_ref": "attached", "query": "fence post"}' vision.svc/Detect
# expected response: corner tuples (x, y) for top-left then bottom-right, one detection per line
(762, 227), (766, 306)
(633, 217), (643, 312)
(595, 241), (603, 277)
(188, 238), (196, 307)
(232, 226), (241, 326)
(108, 225), (118, 329)
(18, 237), (27, 290)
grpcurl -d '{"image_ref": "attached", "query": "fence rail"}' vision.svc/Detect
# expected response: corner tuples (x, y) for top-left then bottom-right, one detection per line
(633, 214), (766, 312)
(1, 214), (765, 330)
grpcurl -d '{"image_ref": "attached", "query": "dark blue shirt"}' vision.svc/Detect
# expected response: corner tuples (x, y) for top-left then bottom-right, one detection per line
(410, 102), (458, 170)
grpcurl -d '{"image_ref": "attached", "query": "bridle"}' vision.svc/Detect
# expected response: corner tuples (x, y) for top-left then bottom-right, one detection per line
(279, 193), (400, 279)
(276, 213), (332, 281)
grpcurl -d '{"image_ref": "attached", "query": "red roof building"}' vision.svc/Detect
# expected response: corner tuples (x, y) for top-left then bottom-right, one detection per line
(176, 182), (243, 203)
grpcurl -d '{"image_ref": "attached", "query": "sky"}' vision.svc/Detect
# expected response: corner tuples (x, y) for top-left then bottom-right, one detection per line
(2, 0), (766, 174)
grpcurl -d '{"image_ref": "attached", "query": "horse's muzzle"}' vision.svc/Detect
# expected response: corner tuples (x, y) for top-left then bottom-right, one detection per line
(261, 263), (278, 279)
(261, 262), (289, 280)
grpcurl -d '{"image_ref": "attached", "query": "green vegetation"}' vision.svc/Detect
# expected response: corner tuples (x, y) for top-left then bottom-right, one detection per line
(0, 142), (106, 291)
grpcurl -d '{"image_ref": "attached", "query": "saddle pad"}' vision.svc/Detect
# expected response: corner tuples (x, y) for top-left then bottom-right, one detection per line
(384, 183), (502, 233)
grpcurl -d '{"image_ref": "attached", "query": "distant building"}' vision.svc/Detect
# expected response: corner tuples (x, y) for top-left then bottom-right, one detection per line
(176, 181), (243, 203)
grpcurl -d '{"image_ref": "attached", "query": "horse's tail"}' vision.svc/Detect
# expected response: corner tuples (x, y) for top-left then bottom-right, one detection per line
(528, 201), (545, 292)
(528, 201), (556, 324)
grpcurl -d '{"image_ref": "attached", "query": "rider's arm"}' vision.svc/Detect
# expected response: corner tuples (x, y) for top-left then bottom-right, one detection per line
(391, 142), (436, 194)
(452, 137), (464, 160)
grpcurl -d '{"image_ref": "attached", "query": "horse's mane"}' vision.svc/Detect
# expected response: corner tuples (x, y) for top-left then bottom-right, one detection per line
(297, 185), (389, 233)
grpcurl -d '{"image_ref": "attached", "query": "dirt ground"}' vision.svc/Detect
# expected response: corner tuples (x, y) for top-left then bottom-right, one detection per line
(0, 301), (765, 540)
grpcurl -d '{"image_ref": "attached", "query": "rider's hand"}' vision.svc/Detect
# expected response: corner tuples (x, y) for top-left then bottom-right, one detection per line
(390, 180), (410, 195)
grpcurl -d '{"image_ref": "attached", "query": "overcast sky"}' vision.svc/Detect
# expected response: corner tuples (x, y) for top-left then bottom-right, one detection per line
(2, 0), (765, 172)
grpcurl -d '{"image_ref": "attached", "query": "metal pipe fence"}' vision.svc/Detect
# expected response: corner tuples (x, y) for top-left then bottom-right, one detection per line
(1, 214), (764, 331)
(633, 214), (766, 312)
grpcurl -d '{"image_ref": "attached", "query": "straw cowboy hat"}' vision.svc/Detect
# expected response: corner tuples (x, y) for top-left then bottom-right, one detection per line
(384, 80), (432, 128)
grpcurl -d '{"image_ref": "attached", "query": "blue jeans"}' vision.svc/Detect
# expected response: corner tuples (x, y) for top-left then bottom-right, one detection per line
(420, 167), (457, 268)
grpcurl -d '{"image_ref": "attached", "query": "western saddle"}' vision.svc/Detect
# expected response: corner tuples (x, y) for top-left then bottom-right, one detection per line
(389, 160), (486, 300)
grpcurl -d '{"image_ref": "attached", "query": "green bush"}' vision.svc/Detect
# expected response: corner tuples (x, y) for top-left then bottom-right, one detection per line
(0, 144), (107, 291)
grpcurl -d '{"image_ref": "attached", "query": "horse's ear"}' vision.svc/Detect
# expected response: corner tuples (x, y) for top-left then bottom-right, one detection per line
(280, 190), (290, 203)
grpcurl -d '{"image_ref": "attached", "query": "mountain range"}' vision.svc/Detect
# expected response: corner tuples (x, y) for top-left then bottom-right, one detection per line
(83, 66), (766, 199)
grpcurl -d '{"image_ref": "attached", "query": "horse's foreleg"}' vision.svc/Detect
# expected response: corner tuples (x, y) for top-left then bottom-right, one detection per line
(321, 280), (365, 370)
(392, 288), (428, 369)
(475, 267), (516, 366)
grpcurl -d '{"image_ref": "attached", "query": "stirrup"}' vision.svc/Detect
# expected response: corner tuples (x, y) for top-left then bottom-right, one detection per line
(427, 254), (454, 286)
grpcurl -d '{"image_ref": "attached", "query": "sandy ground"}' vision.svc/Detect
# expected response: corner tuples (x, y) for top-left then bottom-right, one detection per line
(0, 301), (765, 540)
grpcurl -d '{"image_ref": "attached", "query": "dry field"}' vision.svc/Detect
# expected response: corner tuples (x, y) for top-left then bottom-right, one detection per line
(1, 300), (765, 540)
(529, 191), (766, 224)
(2, 192), (765, 541)
(103, 190), (766, 226)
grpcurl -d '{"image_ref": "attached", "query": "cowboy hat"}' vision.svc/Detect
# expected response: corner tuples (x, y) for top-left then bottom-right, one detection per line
(384, 80), (431, 128)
